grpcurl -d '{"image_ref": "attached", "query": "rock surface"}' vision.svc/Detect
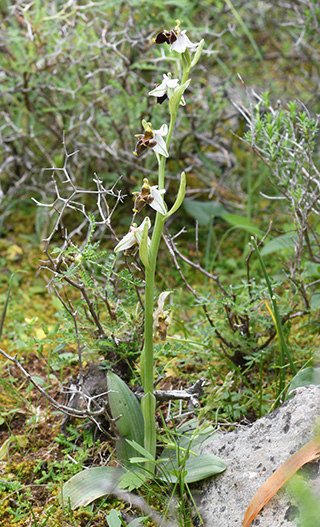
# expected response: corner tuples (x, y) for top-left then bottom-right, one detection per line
(195, 385), (320, 527)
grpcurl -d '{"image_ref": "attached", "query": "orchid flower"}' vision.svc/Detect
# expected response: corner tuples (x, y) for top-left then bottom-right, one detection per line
(134, 121), (169, 158)
(148, 184), (167, 214)
(154, 20), (200, 54)
(149, 73), (186, 106)
(133, 178), (167, 215)
(114, 217), (151, 252)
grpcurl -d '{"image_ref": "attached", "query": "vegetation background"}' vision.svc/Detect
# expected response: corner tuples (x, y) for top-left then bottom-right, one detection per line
(0, 0), (319, 526)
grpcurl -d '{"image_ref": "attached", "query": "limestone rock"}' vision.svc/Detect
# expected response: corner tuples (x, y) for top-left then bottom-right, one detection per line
(195, 385), (320, 527)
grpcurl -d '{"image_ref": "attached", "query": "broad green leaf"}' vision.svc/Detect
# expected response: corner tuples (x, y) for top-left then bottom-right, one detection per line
(158, 419), (217, 463)
(221, 213), (262, 235)
(157, 420), (224, 483)
(286, 367), (320, 399)
(61, 466), (122, 509)
(183, 199), (228, 226)
(106, 508), (122, 527)
(261, 233), (297, 256)
(303, 261), (320, 279)
(158, 453), (226, 484)
(107, 372), (144, 465)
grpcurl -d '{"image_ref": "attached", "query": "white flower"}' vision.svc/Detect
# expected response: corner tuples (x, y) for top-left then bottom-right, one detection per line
(114, 217), (151, 253)
(152, 124), (169, 157)
(149, 73), (186, 106)
(149, 185), (167, 215)
(170, 30), (200, 54)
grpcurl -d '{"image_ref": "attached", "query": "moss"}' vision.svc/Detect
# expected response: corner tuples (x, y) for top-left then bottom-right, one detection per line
(6, 459), (38, 483)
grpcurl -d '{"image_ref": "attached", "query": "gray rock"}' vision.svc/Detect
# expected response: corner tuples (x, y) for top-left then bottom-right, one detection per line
(194, 385), (320, 527)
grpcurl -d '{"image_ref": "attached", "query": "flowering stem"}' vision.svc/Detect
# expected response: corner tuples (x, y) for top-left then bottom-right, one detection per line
(141, 69), (193, 470)
(140, 36), (196, 473)
(166, 112), (177, 151)
(141, 155), (166, 471)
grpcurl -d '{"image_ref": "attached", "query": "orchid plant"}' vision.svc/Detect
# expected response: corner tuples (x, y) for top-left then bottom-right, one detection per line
(113, 20), (204, 473)
(62, 22), (225, 512)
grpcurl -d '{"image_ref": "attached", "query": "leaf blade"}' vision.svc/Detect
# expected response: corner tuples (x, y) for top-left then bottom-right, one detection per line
(61, 466), (122, 509)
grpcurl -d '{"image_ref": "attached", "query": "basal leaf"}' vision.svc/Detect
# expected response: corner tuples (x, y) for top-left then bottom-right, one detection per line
(183, 199), (228, 226)
(158, 453), (226, 484)
(286, 367), (320, 399)
(107, 372), (144, 465)
(61, 466), (122, 509)
(221, 213), (262, 235)
(260, 232), (297, 256)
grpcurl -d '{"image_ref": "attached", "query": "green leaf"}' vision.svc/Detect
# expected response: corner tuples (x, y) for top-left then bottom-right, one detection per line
(158, 419), (217, 462)
(303, 261), (320, 279)
(61, 466), (122, 509)
(159, 453), (226, 484)
(286, 367), (320, 399)
(126, 439), (155, 462)
(106, 508), (122, 527)
(190, 39), (205, 69)
(127, 517), (149, 527)
(157, 420), (224, 483)
(221, 213), (262, 235)
(118, 469), (147, 491)
(169, 79), (191, 115)
(260, 232), (297, 256)
(107, 372), (144, 465)
(183, 199), (228, 226)
(165, 172), (186, 219)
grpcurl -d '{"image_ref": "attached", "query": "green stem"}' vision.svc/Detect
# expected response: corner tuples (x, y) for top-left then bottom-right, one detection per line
(141, 63), (191, 472)
(166, 113), (177, 151)
(141, 156), (166, 471)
